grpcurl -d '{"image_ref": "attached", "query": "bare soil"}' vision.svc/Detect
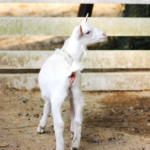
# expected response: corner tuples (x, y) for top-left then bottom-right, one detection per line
(1, 90), (150, 150)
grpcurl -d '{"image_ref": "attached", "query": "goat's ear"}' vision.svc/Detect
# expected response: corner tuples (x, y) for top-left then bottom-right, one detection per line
(81, 13), (89, 24)
(76, 25), (83, 38)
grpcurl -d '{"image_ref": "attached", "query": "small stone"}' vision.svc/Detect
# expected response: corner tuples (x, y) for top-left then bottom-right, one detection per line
(130, 107), (133, 110)
(18, 113), (22, 116)
(147, 123), (150, 126)
(93, 139), (99, 143)
(34, 114), (39, 118)
(108, 137), (115, 141)
(22, 99), (28, 103)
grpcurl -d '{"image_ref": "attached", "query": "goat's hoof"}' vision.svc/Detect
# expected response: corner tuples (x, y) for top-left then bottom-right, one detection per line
(37, 125), (45, 134)
(72, 148), (78, 150)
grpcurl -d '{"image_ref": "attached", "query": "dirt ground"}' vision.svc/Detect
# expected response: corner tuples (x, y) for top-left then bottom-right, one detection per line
(1, 90), (150, 150)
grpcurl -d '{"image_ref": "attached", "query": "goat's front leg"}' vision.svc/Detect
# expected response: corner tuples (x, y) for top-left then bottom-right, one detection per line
(51, 93), (66, 150)
(71, 89), (84, 150)
(37, 100), (51, 133)
(71, 74), (84, 150)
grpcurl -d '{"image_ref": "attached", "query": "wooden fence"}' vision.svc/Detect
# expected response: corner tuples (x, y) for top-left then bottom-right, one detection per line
(0, 0), (150, 4)
(0, 0), (150, 91)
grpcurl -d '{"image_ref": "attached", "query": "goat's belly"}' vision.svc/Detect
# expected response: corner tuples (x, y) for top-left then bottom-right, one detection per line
(68, 72), (75, 83)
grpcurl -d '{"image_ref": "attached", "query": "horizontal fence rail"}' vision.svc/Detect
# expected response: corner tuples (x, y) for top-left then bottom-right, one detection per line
(0, 50), (150, 91)
(0, 18), (150, 36)
(1, 51), (150, 69)
(1, 73), (150, 91)
(0, 0), (150, 4)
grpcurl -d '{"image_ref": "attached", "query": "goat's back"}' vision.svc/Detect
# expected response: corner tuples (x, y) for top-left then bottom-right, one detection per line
(39, 51), (72, 100)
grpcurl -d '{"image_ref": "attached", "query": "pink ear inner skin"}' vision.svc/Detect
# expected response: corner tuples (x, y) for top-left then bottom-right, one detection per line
(80, 25), (83, 37)
(80, 25), (82, 34)
(69, 72), (76, 83)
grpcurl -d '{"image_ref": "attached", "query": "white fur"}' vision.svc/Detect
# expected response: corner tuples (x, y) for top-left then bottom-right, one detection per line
(37, 15), (107, 150)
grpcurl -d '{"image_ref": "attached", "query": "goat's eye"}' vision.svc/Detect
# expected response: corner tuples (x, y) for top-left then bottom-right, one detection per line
(86, 31), (91, 34)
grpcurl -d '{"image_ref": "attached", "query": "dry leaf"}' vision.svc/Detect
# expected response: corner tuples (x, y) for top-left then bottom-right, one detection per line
(0, 142), (8, 147)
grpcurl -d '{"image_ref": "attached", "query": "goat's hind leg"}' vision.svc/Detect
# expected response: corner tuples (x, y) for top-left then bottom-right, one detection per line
(51, 93), (67, 150)
(70, 97), (75, 139)
(37, 99), (51, 133)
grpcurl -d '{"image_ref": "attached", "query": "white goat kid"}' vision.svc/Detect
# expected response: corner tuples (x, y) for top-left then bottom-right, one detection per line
(37, 14), (107, 150)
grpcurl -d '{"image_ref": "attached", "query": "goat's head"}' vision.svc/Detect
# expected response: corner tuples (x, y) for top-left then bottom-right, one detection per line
(72, 14), (107, 45)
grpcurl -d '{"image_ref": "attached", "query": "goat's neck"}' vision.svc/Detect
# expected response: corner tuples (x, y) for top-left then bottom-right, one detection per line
(62, 38), (86, 61)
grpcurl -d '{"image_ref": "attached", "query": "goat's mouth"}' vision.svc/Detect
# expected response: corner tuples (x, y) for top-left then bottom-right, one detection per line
(100, 37), (107, 40)
(68, 72), (76, 83)
(99, 37), (107, 42)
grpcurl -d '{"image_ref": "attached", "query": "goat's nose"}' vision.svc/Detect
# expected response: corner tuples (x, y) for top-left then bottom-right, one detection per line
(102, 32), (106, 36)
